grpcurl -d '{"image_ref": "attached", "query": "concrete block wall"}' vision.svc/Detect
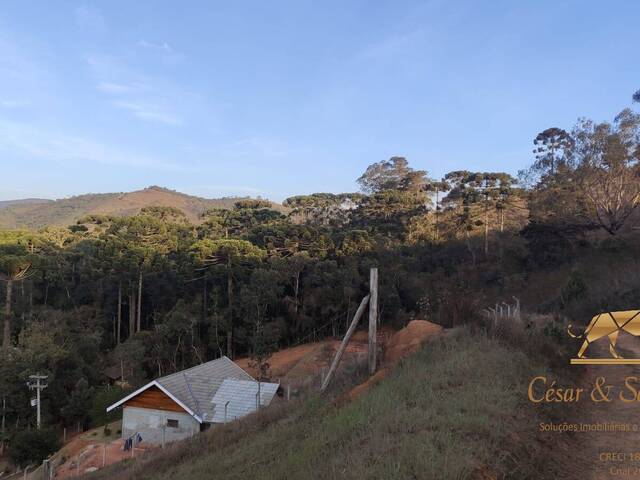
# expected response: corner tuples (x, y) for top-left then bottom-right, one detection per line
(122, 406), (200, 445)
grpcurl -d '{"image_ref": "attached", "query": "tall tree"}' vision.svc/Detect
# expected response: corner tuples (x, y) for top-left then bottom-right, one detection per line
(284, 193), (364, 226)
(444, 171), (516, 256)
(200, 201), (284, 238)
(357, 157), (430, 194)
(0, 237), (33, 351)
(426, 179), (450, 243)
(104, 215), (176, 334)
(531, 127), (574, 178)
(191, 239), (265, 358)
(572, 109), (640, 234)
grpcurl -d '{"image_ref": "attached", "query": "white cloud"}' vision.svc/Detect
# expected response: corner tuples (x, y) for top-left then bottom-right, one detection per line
(182, 136), (293, 164)
(86, 54), (184, 126)
(113, 101), (182, 126)
(359, 30), (425, 62)
(0, 99), (29, 108)
(96, 81), (146, 94)
(181, 185), (266, 196)
(0, 119), (186, 171)
(138, 40), (173, 54)
(138, 40), (184, 65)
(222, 136), (288, 158)
(74, 6), (106, 32)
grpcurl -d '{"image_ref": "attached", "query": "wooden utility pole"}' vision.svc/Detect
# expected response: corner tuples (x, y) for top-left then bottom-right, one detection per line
(320, 294), (370, 392)
(1, 395), (5, 454)
(368, 268), (378, 375)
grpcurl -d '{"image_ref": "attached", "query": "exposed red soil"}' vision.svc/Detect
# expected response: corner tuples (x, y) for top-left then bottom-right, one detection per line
(238, 321), (443, 401)
(40, 322), (440, 477)
(235, 326), (396, 385)
(384, 320), (444, 363)
(54, 440), (152, 479)
(345, 320), (445, 401)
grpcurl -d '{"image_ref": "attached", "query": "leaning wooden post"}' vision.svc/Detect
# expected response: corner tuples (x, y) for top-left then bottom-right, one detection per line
(368, 268), (378, 376)
(320, 294), (370, 392)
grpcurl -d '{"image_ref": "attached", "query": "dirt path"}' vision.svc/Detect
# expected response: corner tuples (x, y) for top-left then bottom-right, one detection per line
(566, 333), (640, 479)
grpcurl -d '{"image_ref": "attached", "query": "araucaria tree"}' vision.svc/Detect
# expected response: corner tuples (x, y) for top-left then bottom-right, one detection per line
(191, 239), (265, 357)
(1, 92), (639, 444)
(0, 236), (32, 351)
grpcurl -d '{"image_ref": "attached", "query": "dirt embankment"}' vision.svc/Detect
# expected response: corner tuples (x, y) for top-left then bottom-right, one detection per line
(236, 320), (445, 400)
(346, 320), (445, 400)
(236, 326), (396, 386)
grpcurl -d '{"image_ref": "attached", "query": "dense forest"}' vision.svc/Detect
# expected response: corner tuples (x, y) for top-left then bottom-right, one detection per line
(0, 93), (639, 463)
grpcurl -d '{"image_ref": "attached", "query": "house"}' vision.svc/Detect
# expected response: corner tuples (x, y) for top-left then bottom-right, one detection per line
(106, 356), (280, 445)
(103, 365), (130, 388)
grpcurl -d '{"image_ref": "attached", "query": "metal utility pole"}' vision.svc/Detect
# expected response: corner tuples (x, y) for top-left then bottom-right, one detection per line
(28, 374), (48, 429)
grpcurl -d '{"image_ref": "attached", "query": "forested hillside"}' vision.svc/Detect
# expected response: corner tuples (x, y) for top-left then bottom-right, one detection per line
(0, 96), (639, 468)
(0, 186), (265, 229)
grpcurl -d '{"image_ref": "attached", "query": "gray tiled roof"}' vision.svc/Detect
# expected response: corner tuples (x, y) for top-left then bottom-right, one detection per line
(156, 356), (254, 423)
(210, 379), (279, 423)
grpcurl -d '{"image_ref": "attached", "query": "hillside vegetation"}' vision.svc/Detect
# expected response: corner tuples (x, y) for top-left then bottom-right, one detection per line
(0, 186), (264, 229)
(0, 199), (53, 211)
(88, 328), (563, 480)
(0, 95), (639, 473)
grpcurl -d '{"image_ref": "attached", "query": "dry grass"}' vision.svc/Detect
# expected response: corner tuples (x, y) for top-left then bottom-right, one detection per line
(87, 328), (556, 480)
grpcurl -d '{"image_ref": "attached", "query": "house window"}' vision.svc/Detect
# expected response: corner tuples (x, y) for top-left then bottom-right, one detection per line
(167, 419), (179, 428)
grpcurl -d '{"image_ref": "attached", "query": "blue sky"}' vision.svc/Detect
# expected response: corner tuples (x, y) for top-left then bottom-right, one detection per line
(0, 1), (638, 202)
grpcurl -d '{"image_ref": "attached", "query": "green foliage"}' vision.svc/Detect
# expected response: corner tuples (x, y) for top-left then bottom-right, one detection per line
(89, 386), (126, 427)
(283, 193), (364, 226)
(543, 319), (565, 343)
(561, 270), (588, 306)
(0, 142), (637, 442)
(8, 428), (61, 468)
(60, 378), (93, 427)
(357, 156), (430, 194)
(89, 329), (559, 480)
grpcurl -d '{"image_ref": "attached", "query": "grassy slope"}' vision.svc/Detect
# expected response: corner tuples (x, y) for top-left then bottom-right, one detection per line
(89, 329), (552, 480)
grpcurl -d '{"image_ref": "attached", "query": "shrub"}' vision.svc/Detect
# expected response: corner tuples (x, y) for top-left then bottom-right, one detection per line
(89, 386), (125, 427)
(8, 429), (61, 468)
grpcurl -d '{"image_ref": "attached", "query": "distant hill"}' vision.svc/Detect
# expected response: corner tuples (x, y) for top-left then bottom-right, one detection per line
(0, 198), (53, 210)
(0, 186), (277, 229)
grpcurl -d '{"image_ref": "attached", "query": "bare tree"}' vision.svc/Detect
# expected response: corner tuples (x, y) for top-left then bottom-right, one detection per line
(573, 109), (640, 234)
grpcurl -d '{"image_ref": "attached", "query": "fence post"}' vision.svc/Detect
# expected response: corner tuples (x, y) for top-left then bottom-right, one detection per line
(368, 268), (378, 376)
(320, 294), (370, 392)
